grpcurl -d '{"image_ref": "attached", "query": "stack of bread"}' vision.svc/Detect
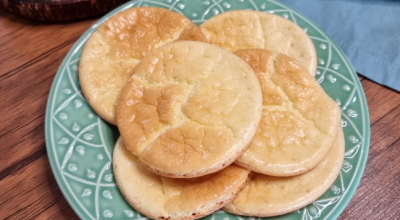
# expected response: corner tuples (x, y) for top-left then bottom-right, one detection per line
(79, 7), (344, 220)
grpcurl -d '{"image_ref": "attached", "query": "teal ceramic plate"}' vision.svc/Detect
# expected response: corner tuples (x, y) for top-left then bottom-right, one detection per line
(45, 0), (370, 219)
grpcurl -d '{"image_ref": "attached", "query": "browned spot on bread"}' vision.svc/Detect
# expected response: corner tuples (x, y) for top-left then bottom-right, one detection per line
(79, 7), (206, 125)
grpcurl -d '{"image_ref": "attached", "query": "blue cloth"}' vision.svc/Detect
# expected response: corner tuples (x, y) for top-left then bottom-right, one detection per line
(279, 0), (400, 92)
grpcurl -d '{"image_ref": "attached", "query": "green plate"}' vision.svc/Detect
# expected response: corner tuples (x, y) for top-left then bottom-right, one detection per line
(45, 0), (370, 219)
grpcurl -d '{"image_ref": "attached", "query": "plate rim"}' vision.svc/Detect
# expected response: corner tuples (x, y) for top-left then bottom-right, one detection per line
(44, 0), (371, 219)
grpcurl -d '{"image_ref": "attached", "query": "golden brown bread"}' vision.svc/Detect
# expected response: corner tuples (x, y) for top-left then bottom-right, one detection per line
(200, 10), (317, 76)
(233, 49), (341, 176)
(223, 129), (345, 217)
(116, 41), (263, 178)
(113, 137), (251, 220)
(79, 7), (206, 125)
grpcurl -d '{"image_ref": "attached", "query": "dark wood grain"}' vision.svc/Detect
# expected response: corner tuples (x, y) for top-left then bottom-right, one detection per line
(0, 6), (399, 220)
(0, 156), (79, 219)
(339, 106), (400, 220)
(0, 7), (89, 219)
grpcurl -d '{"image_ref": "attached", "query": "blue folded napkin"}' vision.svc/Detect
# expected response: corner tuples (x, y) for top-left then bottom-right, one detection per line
(279, 0), (400, 92)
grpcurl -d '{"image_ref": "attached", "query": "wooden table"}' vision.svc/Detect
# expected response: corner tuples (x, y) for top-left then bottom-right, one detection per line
(1, 7), (399, 220)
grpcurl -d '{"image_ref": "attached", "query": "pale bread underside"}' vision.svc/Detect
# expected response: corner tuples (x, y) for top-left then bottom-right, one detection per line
(223, 129), (345, 217)
(113, 138), (251, 220)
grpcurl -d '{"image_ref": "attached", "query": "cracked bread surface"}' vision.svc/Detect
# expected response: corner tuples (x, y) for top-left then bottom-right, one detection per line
(200, 10), (317, 76)
(79, 7), (206, 125)
(233, 49), (341, 176)
(113, 138), (251, 220)
(116, 41), (263, 178)
(223, 129), (344, 217)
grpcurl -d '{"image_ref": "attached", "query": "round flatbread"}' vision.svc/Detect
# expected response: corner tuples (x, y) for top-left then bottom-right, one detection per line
(233, 49), (341, 176)
(223, 129), (345, 217)
(200, 10), (317, 76)
(113, 137), (251, 220)
(79, 7), (206, 125)
(116, 41), (263, 178)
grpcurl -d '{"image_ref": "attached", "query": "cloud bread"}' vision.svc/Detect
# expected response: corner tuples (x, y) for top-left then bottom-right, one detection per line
(79, 7), (206, 125)
(113, 137), (252, 220)
(200, 10), (317, 76)
(116, 41), (263, 178)
(233, 49), (341, 176)
(223, 129), (345, 217)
